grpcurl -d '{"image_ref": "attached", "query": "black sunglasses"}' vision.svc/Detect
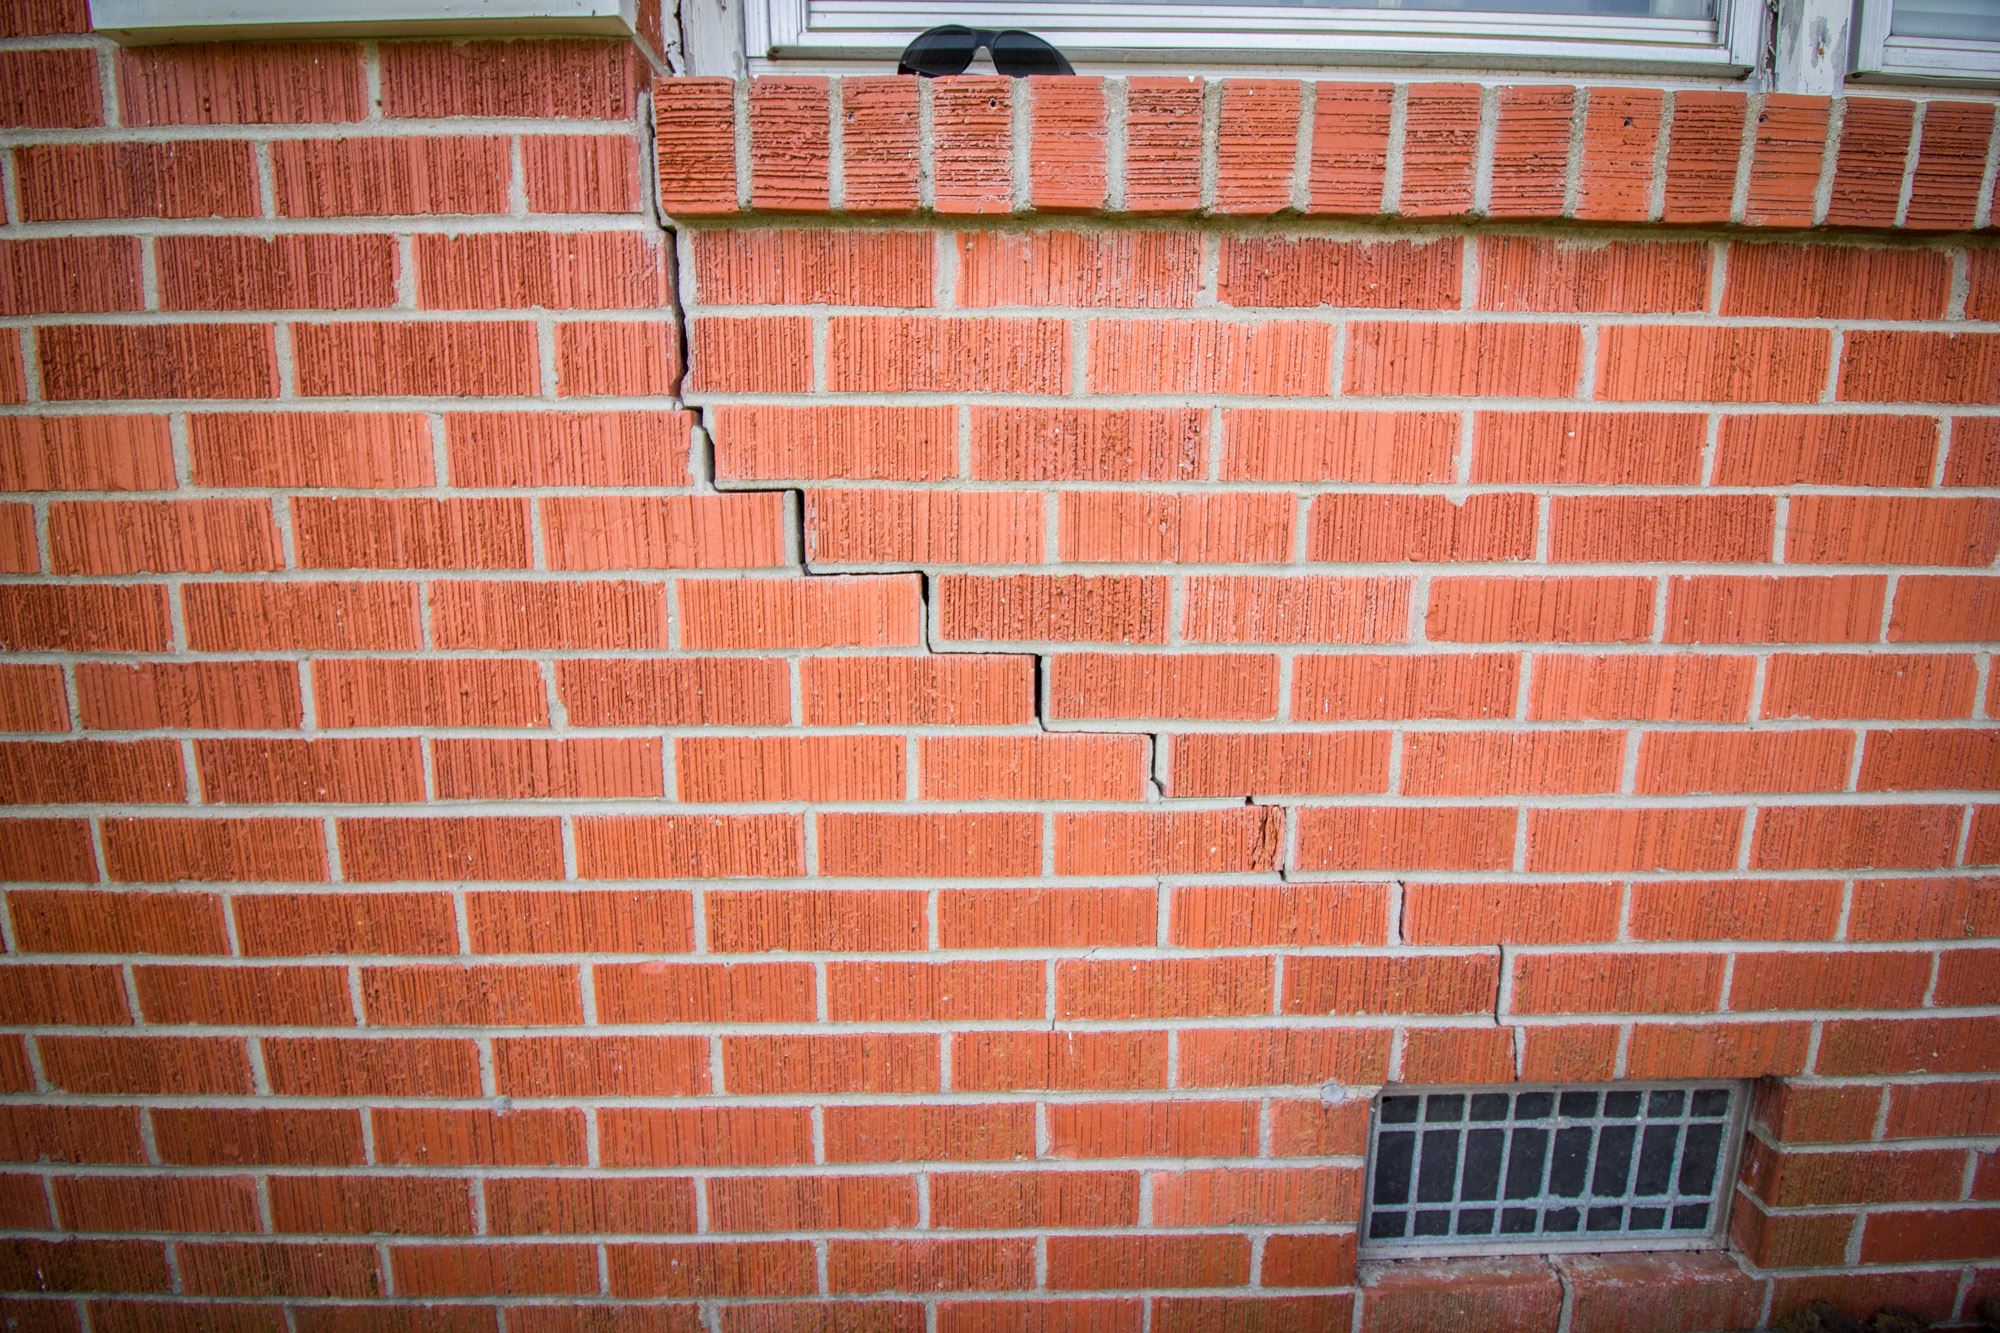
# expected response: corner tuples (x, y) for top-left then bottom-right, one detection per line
(897, 24), (1075, 77)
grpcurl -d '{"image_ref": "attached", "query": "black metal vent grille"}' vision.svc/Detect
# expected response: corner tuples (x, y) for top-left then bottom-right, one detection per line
(1364, 1083), (1740, 1254)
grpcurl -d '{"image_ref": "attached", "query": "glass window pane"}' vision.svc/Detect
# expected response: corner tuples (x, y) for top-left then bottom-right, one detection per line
(1890, 0), (2000, 40)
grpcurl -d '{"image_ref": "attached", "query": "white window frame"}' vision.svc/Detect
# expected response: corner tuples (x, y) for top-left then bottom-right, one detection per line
(88, 0), (640, 42)
(1848, 0), (2000, 83)
(747, 0), (1766, 75)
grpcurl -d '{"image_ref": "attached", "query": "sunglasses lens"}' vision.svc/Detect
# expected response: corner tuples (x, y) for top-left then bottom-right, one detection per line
(990, 30), (1075, 75)
(898, 25), (980, 75)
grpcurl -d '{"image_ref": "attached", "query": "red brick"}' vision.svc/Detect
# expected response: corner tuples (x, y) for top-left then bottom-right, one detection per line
(432, 737), (664, 800)
(1600, 325), (1830, 402)
(1885, 1080), (2000, 1138)
(0, 819), (97, 882)
(380, 39), (641, 119)
(373, 1107), (588, 1167)
(484, 1176), (697, 1236)
(941, 887), (1157, 949)
(1306, 83), (1392, 213)
(270, 136), (511, 216)
(921, 735), (1146, 801)
(1058, 808), (1282, 875)
(263, 1036), (480, 1098)
(1628, 879), (1842, 942)
(1223, 409), (1456, 483)
(1124, 78), (1202, 212)
(338, 817), (564, 882)
(1733, 949), (1933, 1013)
(1059, 957), (1270, 1019)
(654, 78), (738, 214)
(188, 412), (429, 488)
(0, 739), (185, 805)
(1214, 80), (1299, 215)
(432, 580), (666, 649)
(1287, 953), (1498, 1015)
(416, 231), (668, 309)
(807, 489), (1044, 565)
(294, 321), (537, 397)
(932, 1171), (1137, 1230)
(0, 665), (66, 732)
(1028, 78), (1108, 211)
(724, 1034), (937, 1095)
(158, 234), (396, 311)
(1842, 331), (2000, 405)
(840, 77), (921, 213)
(1725, 243), (1950, 319)
(269, 1176), (475, 1238)
(1948, 416), (2000, 485)
(1819, 1015), (2000, 1075)
(1488, 86), (1573, 218)
(711, 405), (954, 482)
(1296, 806), (1513, 871)
(1849, 875), (2000, 940)
(953, 1031), (1168, 1091)
(1309, 493), (1534, 562)
(1526, 806), (1743, 872)
(1155, 1166), (1359, 1227)
(931, 77), (1014, 214)
(1402, 882), (1619, 945)
(973, 406), (1205, 481)
(822, 812), (1040, 878)
(813, 316), (1048, 394)
(137, 964), (352, 1026)
(1261, 1236), (1359, 1291)
(1402, 1027), (1517, 1083)
(560, 659), (790, 727)
(694, 230), (931, 306)
(316, 659), (547, 728)
(679, 736), (903, 802)
(1062, 492), (1295, 563)
(185, 581), (419, 652)
(1756, 1081), (1885, 1144)
(0, 415), (174, 492)
(0, 1240), (169, 1296)
(495, 1035), (708, 1098)
(8, 889), (225, 955)
(41, 1035), (252, 1096)
(50, 498), (279, 574)
(831, 959), (1042, 1022)
(16, 141), (259, 221)
(960, 230), (1197, 307)
(1860, 728), (2000, 790)
(1560, 492), (1779, 562)
(1429, 575), (1653, 643)
(102, 817), (327, 884)
(1511, 951), (1724, 1014)
(1575, 88), (1663, 222)
(448, 409), (692, 487)
(830, 1237), (1035, 1295)
(236, 892), (457, 957)
(711, 1175), (913, 1233)
(1295, 652), (1519, 720)
(824, 1104), (1033, 1163)
(748, 77), (831, 210)
(1399, 84), (1481, 215)
(1404, 730), (1624, 795)
(0, 47), (102, 127)
(0, 237), (142, 316)
(1753, 803), (1961, 870)
(1790, 496), (2000, 566)
(1531, 653), (1751, 722)
(559, 318), (682, 397)
(76, 661), (298, 731)
(707, 888), (923, 953)
(152, 1108), (363, 1167)
(801, 654), (1032, 725)
(680, 575), (920, 648)
(1890, 574), (2000, 642)
(1714, 413), (1941, 487)
(1662, 90), (1747, 223)
(522, 133), (640, 213)
(574, 814), (805, 879)
(1825, 97), (1914, 228)
(466, 889), (693, 954)
(609, 1241), (816, 1299)
(1741, 93), (1828, 226)
(1184, 575), (1409, 646)
(1479, 236), (1706, 313)
(1907, 101), (1995, 231)
(1347, 321), (1580, 397)
(1862, 1208), (2000, 1264)
(938, 574), (1166, 644)
(1048, 652), (1277, 721)
(1090, 320), (1332, 396)
(1638, 729), (1853, 794)
(117, 42), (364, 124)
(1666, 574), (1885, 643)
(1168, 733), (1389, 798)
(1048, 1236), (1250, 1292)
(0, 964), (129, 1025)
(182, 1241), (379, 1299)
(40, 324), (277, 401)
(602, 1107), (815, 1168)
(361, 964), (579, 1026)
(600, 961), (815, 1025)
(1765, 652), (1975, 719)
(1559, 1252), (1764, 1333)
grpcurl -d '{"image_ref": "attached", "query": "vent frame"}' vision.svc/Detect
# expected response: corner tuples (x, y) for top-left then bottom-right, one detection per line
(1359, 1079), (1749, 1260)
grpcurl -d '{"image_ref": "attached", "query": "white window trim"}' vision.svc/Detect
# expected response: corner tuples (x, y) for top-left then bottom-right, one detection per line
(1849, 0), (2000, 84)
(748, 0), (1766, 75)
(88, 0), (640, 42)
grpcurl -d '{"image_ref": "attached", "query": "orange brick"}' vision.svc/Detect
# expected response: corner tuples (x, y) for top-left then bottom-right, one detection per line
(338, 817), (564, 883)
(116, 41), (366, 124)
(1752, 804), (1961, 870)
(1295, 653), (1518, 720)
(50, 498), (280, 574)
(1122, 77), (1202, 212)
(1060, 492), (1296, 563)
(1552, 495), (1775, 563)
(269, 136), (511, 216)
(559, 659), (789, 727)
(829, 317), (1066, 393)
(1765, 652), (1975, 720)
(1155, 1166), (1359, 1227)
(931, 1171), (1136, 1231)
(574, 814), (805, 879)
(747, 77), (831, 211)
(1286, 953), (1499, 1015)
(1398, 83), (1480, 214)
(40, 324), (278, 401)
(1182, 575), (1409, 645)
(484, 1176), (696, 1236)
(1907, 100), (1996, 231)
(447, 409), (693, 488)
(687, 316), (808, 393)
(1401, 1027), (1518, 1083)
(1168, 733), (1390, 797)
(1511, 951), (1724, 1015)
(1402, 730), (1624, 795)
(723, 1034), (937, 1095)
(602, 1107), (815, 1168)
(102, 817), (328, 884)
(557, 320), (680, 397)
(1027, 78), (1109, 212)
(263, 1036), (480, 1098)
(1531, 653), (1752, 722)
(1403, 882), (1619, 945)
(609, 1240), (816, 1300)
(1306, 83), (1392, 214)
(807, 489), (1044, 565)
(1526, 807), (1743, 872)
(1221, 235), (1459, 308)
(961, 230), (1200, 308)
(828, 961), (1043, 1022)
(184, 581), (419, 652)
(1666, 574), (1885, 643)
(466, 889), (691, 955)
(939, 888), (1157, 949)
(1628, 879), (1843, 942)
(1189, 1028), (1393, 1088)
(972, 406), (1205, 481)
(679, 575), (920, 649)
(1715, 413), (1941, 487)
(1346, 322), (1581, 397)
(931, 77), (1013, 214)
(379, 38), (642, 119)
(1211, 80), (1298, 214)
(1058, 957), (1271, 1019)
(0, 414), (176, 491)
(1889, 575), (2000, 642)
(189, 412), (431, 488)
(1824, 97), (1915, 228)
(1296, 806), (1514, 871)
(1222, 408), (1456, 483)
(237, 892), (457, 957)
(1638, 729), (1854, 794)
(1725, 242), (1951, 319)
(494, 1035), (708, 1098)
(1848, 875), (2000, 941)
(1308, 493), (1533, 563)
(1088, 320), (1332, 396)
(1173, 883), (1389, 948)
(1790, 496), (2000, 566)
(920, 735), (1147, 801)
(136, 964), (352, 1026)
(315, 659), (547, 728)
(1600, 325), (1831, 402)
(821, 812), (1040, 878)
(706, 889), (925, 953)
(1744, 93), (1829, 227)
(415, 231), (669, 309)
(1662, 90), (1747, 223)
(294, 321), (537, 397)
(801, 654), (1032, 726)
(77, 661), (300, 730)
(1485, 85), (1572, 218)
(678, 736), (903, 802)
(937, 574), (1166, 644)
(1480, 236), (1706, 312)
(1428, 575), (1654, 643)
(431, 738), (662, 801)
(709, 405), (956, 482)
(1842, 331), (2000, 405)
(0, 583), (160, 652)
(1047, 1101), (1257, 1160)
(1575, 88), (1663, 222)
(1057, 808), (1283, 875)
(1048, 653), (1279, 720)
(838, 76), (920, 212)
(157, 235), (396, 311)
(953, 1031), (1168, 1091)
(1472, 410), (1706, 485)
(431, 580), (666, 649)
(823, 1104), (1033, 1163)
(522, 133), (640, 213)
(654, 78), (739, 214)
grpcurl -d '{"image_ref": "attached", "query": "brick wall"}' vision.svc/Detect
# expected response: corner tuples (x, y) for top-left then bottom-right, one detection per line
(1, 0), (1999, 1323)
